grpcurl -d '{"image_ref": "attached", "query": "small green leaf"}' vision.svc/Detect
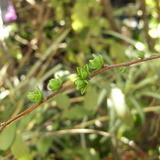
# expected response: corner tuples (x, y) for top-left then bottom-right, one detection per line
(27, 87), (43, 103)
(74, 78), (88, 94)
(48, 77), (62, 91)
(89, 54), (104, 71)
(74, 79), (88, 90)
(77, 64), (90, 79)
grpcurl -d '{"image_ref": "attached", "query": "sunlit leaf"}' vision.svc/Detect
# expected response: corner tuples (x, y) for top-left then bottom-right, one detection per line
(0, 123), (16, 151)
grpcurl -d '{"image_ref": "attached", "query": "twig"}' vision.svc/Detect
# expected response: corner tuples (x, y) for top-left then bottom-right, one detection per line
(43, 128), (147, 158)
(0, 83), (73, 132)
(90, 54), (160, 78)
(45, 128), (110, 137)
(1, 54), (160, 132)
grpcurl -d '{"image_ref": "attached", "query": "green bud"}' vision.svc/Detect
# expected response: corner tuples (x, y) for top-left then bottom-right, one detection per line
(89, 54), (104, 71)
(77, 64), (90, 80)
(27, 87), (43, 103)
(74, 79), (88, 89)
(48, 77), (62, 91)
(74, 79), (88, 94)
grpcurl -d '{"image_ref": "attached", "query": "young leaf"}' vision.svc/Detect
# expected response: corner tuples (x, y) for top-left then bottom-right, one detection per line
(27, 87), (43, 103)
(74, 79), (88, 89)
(77, 64), (90, 80)
(89, 54), (104, 71)
(48, 77), (62, 91)
(74, 79), (88, 94)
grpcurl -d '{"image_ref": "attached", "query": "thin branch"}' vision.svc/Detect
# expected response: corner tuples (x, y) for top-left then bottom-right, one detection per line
(90, 54), (160, 78)
(43, 128), (147, 158)
(0, 83), (73, 131)
(1, 54), (160, 132)
(45, 128), (110, 137)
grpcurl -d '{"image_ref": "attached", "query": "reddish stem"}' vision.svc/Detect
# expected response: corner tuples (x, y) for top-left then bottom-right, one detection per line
(1, 54), (160, 132)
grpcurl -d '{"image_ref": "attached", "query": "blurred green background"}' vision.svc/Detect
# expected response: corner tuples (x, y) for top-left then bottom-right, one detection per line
(0, 0), (160, 159)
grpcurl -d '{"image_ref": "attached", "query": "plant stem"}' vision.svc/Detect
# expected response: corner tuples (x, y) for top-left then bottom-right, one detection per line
(43, 128), (147, 158)
(1, 54), (160, 132)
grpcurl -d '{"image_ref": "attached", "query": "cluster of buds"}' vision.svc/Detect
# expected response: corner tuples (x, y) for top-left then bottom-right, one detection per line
(27, 54), (104, 102)
(74, 54), (104, 94)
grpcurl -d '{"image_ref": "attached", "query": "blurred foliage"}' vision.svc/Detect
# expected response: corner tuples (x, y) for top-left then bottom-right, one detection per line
(0, 0), (160, 159)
